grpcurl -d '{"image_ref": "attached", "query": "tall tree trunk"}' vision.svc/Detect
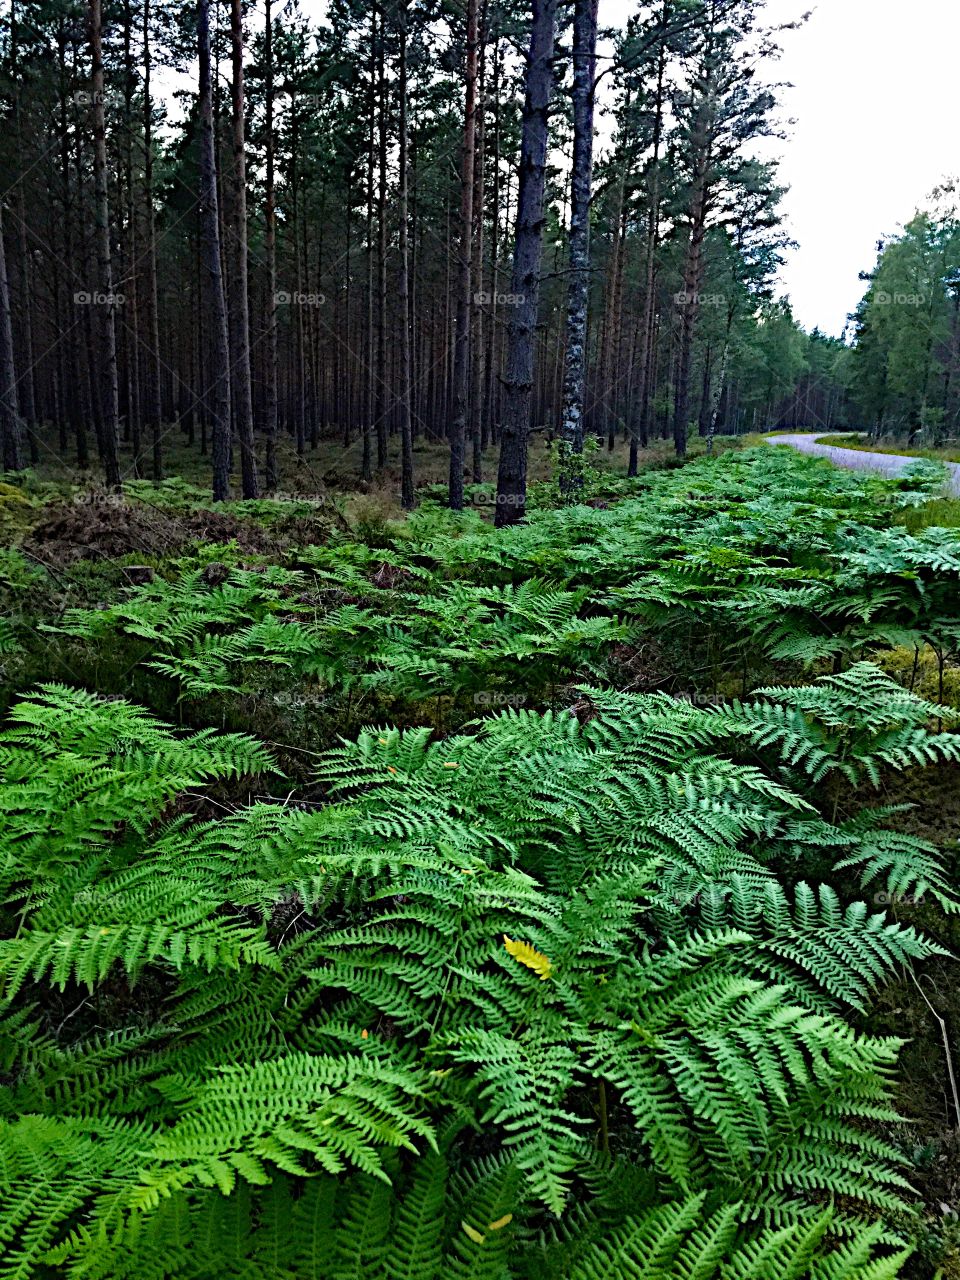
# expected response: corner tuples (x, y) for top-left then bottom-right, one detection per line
(483, 36), (502, 445)
(89, 0), (121, 487)
(630, 5), (669, 474)
(10, 1), (36, 466)
(448, 0), (479, 509)
(470, 7), (487, 483)
(396, 3), (415, 508)
(698, 345), (712, 436)
(12, 200), (36, 465)
(361, 6), (376, 483)
(229, 0), (258, 496)
(375, 5), (389, 471)
(0, 203), (24, 471)
(57, 20), (87, 468)
(707, 304), (735, 452)
(673, 190), (708, 459)
(143, 0), (163, 482)
(122, 0), (142, 476)
(198, 0), (232, 499)
(494, 0), (558, 526)
(672, 88), (714, 459)
(263, 0), (279, 488)
(559, 0), (599, 474)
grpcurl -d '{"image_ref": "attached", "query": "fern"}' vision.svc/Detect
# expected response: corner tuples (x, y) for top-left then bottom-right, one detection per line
(3, 443), (958, 1276)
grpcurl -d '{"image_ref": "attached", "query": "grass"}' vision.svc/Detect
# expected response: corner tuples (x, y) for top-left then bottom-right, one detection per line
(897, 496), (960, 531)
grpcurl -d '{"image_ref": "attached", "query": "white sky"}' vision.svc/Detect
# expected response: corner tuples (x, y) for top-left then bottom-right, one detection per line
(720, 0), (959, 336)
(167, 0), (958, 339)
(594, 0), (960, 337)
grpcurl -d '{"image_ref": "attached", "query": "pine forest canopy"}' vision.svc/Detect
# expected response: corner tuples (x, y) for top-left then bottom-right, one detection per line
(0, 0), (911, 508)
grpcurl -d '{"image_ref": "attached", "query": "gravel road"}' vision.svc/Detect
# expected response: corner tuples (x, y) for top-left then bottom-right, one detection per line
(766, 433), (960, 496)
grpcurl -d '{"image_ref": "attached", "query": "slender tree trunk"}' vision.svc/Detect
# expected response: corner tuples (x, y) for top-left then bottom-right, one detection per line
(0, 203), (24, 471)
(672, 93), (714, 459)
(89, 0), (121, 487)
(375, 6), (389, 471)
(630, 6), (669, 474)
(559, 0), (598, 474)
(470, 7), (487, 484)
(396, 3), (415, 508)
(263, 0), (279, 488)
(229, 0), (258, 496)
(483, 36), (502, 444)
(198, 0), (232, 499)
(494, 0), (558, 526)
(361, 6), (376, 483)
(673, 196), (708, 458)
(141, 0), (163, 481)
(57, 22), (87, 468)
(707, 304), (735, 452)
(12, 200), (36, 465)
(603, 194), (628, 449)
(121, 0), (142, 476)
(698, 345), (712, 435)
(10, 2), (36, 466)
(448, 0), (479, 509)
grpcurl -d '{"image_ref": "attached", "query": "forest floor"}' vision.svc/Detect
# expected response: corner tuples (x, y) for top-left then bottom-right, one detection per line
(21, 427), (745, 515)
(767, 432), (960, 494)
(4, 437), (960, 1276)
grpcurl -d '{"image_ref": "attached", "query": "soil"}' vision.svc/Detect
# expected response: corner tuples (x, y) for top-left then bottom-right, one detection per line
(19, 497), (328, 567)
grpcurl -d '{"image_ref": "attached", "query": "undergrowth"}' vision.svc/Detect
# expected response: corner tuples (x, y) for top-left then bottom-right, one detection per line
(1, 446), (959, 1277)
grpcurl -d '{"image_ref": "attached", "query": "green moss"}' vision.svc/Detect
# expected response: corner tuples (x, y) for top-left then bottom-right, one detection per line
(876, 644), (960, 709)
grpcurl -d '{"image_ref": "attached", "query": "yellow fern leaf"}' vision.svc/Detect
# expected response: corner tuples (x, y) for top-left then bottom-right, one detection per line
(503, 935), (553, 980)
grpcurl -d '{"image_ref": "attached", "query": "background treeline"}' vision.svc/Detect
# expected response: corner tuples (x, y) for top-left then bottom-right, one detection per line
(0, 0), (858, 503)
(848, 200), (960, 445)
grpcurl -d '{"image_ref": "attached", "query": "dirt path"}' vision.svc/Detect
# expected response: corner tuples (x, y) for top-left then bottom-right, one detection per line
(766, 432), (960, 496)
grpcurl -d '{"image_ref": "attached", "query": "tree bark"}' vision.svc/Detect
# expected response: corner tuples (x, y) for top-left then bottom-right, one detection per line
(121, 0), (142, 475)
(448, 0), (479, 509)
(142, 0), (163, 482)
(396, 2), (415, 508)
(89, 0), (121, 487)
(229, 0), (258, 496)
(198, 0), (232, 500)
(470, 8), (487, 483)
(263, 0), (279, 488)
(494, 0), (558, 526)
(0, 202), (24, 471)
(361, 6), (376, 483)
(375, 6), (389, 471)
(630, 4), (669, 474)
(559, 0), (599, 481)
